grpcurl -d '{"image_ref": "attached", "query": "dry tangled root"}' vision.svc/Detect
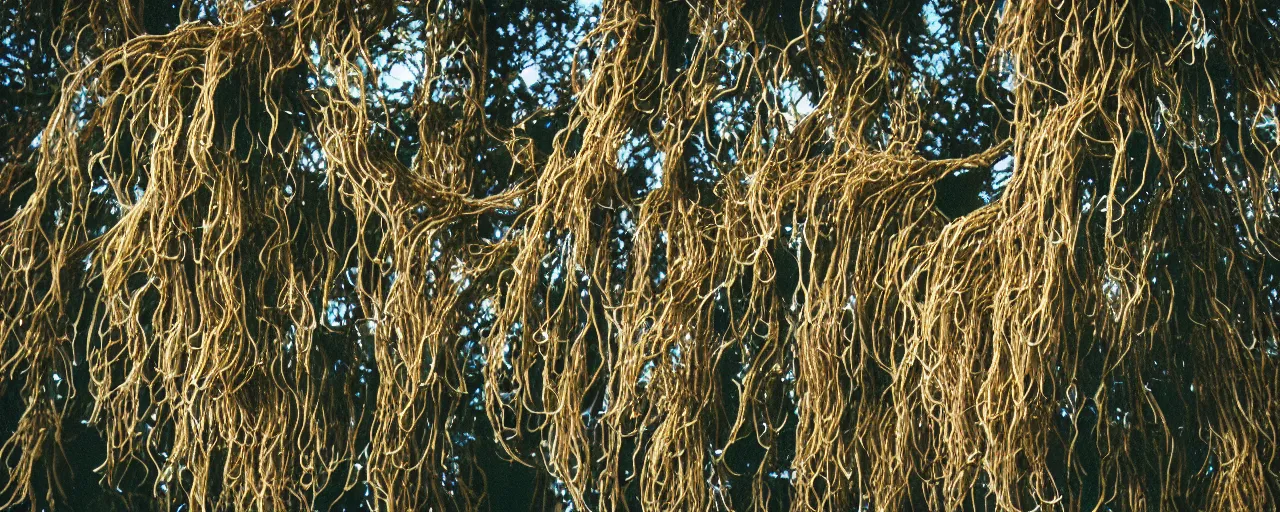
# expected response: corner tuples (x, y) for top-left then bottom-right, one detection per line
(1, 0), (1278, 510)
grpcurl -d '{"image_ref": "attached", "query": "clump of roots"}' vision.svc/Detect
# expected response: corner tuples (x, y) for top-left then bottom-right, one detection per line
(1, 0), (1278, 510)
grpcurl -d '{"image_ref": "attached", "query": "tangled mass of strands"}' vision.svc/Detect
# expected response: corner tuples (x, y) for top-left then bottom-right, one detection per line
(1, 0), (1279, 510)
